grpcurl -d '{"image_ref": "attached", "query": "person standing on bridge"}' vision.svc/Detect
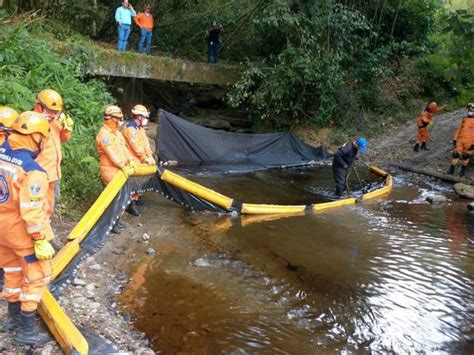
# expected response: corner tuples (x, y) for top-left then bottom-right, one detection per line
(0, 111), (55, 346)
(206, 20), (223, 64)
(115, 0), (136, 52)
(332, 138), (368, 198)
(447, 103), (474, 177)
(134, 2), (154, 55)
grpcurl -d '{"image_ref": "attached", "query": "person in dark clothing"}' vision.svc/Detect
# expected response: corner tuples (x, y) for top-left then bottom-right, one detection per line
(332, 137), (368, 198)
(206, 21), (223, 64)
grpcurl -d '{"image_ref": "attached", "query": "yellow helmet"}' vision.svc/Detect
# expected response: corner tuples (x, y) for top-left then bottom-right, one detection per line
(131, 104), (149, 117)
(37, 89), (63, 111)
(12, 111), (50, 138)
(0, 106), (19, 130)
(104, 105), (124, 118)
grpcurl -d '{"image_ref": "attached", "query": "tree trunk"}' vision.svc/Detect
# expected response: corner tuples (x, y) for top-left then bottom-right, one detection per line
(393, 163), (474, 185)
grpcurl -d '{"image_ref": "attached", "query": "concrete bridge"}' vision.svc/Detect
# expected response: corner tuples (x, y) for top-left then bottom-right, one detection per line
(86, 48), (240, 86)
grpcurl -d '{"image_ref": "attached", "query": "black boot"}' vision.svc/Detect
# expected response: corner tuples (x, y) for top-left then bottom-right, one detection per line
(413, 143), (420, 152)
(460, 165), (467, 177)
(1, 301), (21, 332)
(447, 165), (455, 175)
(136, 198), (146, 206)
(14, 311), (51, 346)
(421, 142), (429, 150)
(111, 220), (122, 234)
(126, 201), (141, 217)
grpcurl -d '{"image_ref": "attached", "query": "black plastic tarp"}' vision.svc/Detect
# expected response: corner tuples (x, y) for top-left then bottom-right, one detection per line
(157, 110), (328, 172)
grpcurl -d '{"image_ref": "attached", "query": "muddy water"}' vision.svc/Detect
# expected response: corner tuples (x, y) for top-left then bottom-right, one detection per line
(119, 167), (474, 354)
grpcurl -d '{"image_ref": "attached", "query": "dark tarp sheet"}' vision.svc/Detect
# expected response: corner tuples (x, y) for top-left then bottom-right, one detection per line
(157, 110), (328, 173)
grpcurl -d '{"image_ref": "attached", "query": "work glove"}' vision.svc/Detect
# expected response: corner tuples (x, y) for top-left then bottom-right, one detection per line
(428, 120), (434, 127)
(57, 113), (74, 132)
(34, 239), (56, 260)
(453, 140), (457, 147)
(145, 156), (156, 165)
(121, 164), (136, 177)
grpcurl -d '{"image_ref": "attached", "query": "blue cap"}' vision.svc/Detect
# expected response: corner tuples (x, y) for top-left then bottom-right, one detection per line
(356, 137), (368, 153)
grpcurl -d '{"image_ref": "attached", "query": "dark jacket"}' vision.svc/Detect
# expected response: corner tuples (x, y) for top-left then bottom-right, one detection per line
(333, 141), (358, 169)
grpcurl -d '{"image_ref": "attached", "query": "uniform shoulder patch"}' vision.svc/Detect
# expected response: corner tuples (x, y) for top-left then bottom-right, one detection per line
(30, 180), (42, 196)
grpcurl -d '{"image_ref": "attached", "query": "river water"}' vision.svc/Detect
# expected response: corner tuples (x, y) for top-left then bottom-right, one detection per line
(119, 167), (473, 354)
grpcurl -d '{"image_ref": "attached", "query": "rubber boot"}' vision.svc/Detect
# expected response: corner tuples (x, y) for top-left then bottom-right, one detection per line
(111, 219), (122, 234)
(126, 201), (141, 217)
(14, 311), (51, 346)
(460, 165), (467, 177)
(1, 301), (21, 332)
(421, 142), (429, 150)
(413, 143), (420, 152)
(447, 165), (455, 175)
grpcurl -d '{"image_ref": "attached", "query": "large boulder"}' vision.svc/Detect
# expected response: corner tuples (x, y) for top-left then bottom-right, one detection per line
(454, 183), (474, 199)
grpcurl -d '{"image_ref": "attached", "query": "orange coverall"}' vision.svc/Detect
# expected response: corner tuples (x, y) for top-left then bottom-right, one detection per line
(416, 111), (432, 144)
(0, 139), (52, 312)
(96, 121), (132, 185)
(0, 132), (6, 146)
(451, 116), (474, 167)
(122, 121), (153, 163)
(34, 108), (71, 217)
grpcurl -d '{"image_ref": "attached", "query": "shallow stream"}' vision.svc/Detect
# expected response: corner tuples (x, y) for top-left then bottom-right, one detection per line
(119, 167), (473, 353)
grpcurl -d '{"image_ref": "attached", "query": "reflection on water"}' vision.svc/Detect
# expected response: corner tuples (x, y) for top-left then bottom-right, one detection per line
(119, 167), (474, 353)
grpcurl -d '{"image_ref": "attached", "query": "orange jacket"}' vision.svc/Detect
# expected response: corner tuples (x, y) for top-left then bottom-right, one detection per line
(454, 117), (474, 144)
(0, 133), (6, 146)
(134, 12), (154, 30)
(34, 108), (72, 182)
(122, 121), (153, 163)
(416, 111), (432, 128)
(96, 122), (132, 184)
(0, 142), (52, 249)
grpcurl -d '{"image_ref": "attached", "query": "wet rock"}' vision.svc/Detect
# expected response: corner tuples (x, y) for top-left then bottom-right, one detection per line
(86, 291), (95, 299)
(454, 183), (474, 199)
(89, 264), (102, 271)
(426, 195), (447, 204)
(146, 248), (156, 256)
(468, 202), (474, 211)
(137, 223), (143, 227)
(142, 233), (150, 242)
(73, 278), (86, 287)
(136, 348), (155, 355)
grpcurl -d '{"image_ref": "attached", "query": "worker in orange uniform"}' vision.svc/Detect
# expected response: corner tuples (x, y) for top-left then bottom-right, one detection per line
(414, 101), (446, 152)
(96, 105), (136, 234)
(0, 111), (55, 346)
(123, 104), (156, 207)
(134, 2), (154, 55)
(447, 103), (474, 177)
(0, 106), (19, 146)
(33, 89), (74, 217)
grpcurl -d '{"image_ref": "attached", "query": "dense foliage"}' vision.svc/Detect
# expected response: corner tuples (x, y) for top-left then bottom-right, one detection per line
(0, 13), (113, 209)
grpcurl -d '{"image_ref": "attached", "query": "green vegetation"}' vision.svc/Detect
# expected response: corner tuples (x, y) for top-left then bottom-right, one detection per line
(0, 12), (113, 211)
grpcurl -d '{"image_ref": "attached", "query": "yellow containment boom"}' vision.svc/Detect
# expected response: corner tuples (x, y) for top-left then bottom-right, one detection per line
(312, 197), (357, 212)
(241, 203), (306, 215)
(161, 169), (234, 209)
(40, 163), (157, 354)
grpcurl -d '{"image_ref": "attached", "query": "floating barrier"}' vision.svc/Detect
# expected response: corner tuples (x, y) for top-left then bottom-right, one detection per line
(39, 164), (391, 353)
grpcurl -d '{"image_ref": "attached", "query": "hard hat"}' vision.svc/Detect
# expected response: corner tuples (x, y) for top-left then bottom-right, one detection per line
(468, 103), (474, 117)
(12, 111), (50, 138)
(0, 106), (19, 130)
(131, 104), (149, 117)
(37, 89), (63, 112)
(427, 102), (438, 113)
(104, 105), (123, 118)
(356, 137), (368, 153)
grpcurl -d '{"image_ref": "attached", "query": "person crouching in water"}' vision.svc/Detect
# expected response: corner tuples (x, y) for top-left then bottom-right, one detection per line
(414, 101), (446, 152)
(447, 103), (474, 177)
(0, 111), (55, 346)
(96, 105), (136, 234)
(332, 138), (368, 198)
(122, 104), (156, 209)
(0, 107), (19, 146)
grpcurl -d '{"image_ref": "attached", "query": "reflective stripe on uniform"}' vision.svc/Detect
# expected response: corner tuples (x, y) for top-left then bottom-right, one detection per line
(20, 201), (43, 208)
(3, 267), (22, 273)
(20, 292), (41, 302)
(23, 275), (51, 284)
(4, 287), (21, 294)
(26, 225), (43, 233)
